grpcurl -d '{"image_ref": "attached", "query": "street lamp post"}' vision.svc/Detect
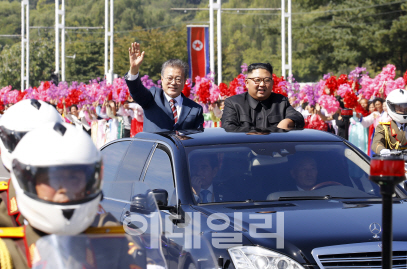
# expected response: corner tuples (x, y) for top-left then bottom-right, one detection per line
(55, 0), (65, 81)
(21, 0), (29, 91)
(105, 0), (114, 85)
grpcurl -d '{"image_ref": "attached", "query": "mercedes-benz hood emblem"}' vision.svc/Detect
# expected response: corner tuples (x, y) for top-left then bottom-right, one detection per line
(369, 223), (381, 239)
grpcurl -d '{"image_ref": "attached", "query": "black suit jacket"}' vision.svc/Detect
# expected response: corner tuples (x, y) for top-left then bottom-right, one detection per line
(221, 92), (304, 131)
(125, 75), (204, 132)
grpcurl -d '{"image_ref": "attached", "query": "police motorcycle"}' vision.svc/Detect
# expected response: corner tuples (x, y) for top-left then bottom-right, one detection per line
(32, 181), (217, 269)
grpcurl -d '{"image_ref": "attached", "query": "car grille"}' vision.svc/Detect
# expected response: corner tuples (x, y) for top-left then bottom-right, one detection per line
(312, 242), (407, 269)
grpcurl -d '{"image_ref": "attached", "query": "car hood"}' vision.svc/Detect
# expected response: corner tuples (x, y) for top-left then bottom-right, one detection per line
(194, 199), (407, 264)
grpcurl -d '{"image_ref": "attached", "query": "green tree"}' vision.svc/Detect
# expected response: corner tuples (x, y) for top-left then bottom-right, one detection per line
(65, 35), (104, 83)
(293, 0), (407, 78)
(114, 26), (187, 81)
(0, 39), (55, 89)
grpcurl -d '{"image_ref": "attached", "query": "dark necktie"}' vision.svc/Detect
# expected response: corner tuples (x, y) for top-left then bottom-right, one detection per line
(200, 189), (210, 203)
(169, 99), (178, 124)
(401, 124), (406, 131)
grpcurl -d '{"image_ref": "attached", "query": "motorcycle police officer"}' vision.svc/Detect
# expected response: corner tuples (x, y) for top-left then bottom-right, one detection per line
(373, 89), (407, 155)
(0, 99), (63, 228)
(0, 122), (111, 268)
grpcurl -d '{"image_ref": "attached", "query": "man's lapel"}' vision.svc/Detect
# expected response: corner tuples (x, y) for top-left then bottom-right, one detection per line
(175, 94), (192, 127)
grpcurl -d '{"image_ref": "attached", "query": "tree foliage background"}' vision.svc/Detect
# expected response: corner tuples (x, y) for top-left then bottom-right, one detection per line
(1, 0), (407, 88)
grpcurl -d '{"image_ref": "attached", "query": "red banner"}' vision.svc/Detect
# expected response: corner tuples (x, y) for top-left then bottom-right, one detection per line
(187, 26), (209, 82)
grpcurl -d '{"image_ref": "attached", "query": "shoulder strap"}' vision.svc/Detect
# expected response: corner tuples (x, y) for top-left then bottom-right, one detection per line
(379, 121), (391, 125)
(0, 238), (12, 269)
(0, 227), (25, 238)
(382, 123), (400, 150)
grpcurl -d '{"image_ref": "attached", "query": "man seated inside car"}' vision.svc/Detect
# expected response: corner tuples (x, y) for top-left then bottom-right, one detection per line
(290, 156), (319, 191)
(190, 153), (220, 203)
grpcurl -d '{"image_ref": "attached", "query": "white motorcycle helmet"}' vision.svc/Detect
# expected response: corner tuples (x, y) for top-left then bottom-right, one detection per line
(10, 122), (103, 235)
(0, 99), (63, 171)
(387, 89), (407, 124)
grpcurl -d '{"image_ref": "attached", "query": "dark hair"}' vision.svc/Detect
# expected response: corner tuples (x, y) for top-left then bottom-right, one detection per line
(334, 96), (345, 109)
(247, 63), (273, 76)
(368, 101), (374, 107)
(69, 104), (78, 111)
(373, 98), (384, 105)
(161, 59), (189, 79)
(301, 102), (309, 110)
(190, 153), (218, 169)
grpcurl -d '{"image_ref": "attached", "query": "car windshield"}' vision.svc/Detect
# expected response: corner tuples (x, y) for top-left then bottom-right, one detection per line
(186, 142), (381, 203)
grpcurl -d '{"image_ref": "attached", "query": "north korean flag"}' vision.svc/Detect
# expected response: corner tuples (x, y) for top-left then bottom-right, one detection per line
(187, 26), (209, 83)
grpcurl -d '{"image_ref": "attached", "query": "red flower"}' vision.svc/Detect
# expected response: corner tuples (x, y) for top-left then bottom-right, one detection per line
(404, 71), (407, 85)
(272, 74), (287, 97)
(347, 80), (360, 93)
(43, 81), (51, 90)
(16, 91), (27, 102)
(325, 76), (337, 95)
(65, 89), (84, 108)
(343, 91), (358, 109)
(196, 81), (211, 104)
(305, 115), (327, 131)
(337, 74), (348, 87)
(355, 103), (370, 117)
(218, 83), (228, 97)
(182, 81), (191, 98)
(107, 91), (113, 101)
(227, 80), (238, 96)
(227, 74), (246, 96)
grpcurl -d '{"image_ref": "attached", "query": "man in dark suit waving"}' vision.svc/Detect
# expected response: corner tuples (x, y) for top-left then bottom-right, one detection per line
(221, 63), (304, 131)
(125, 42), (204, 132)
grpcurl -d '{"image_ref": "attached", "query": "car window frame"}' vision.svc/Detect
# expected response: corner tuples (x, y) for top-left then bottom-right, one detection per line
(100, 139), (132, 198)
(141, 141), (178, 209)
(342, 140), (407, 198)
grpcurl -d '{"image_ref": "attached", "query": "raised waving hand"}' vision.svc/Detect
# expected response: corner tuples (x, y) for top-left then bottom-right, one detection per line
(128, 42), (145, 75)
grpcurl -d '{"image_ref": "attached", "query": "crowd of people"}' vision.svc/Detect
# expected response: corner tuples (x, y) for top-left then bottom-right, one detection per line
(1, 39), (407, 268)
(291, 95), (390, 156)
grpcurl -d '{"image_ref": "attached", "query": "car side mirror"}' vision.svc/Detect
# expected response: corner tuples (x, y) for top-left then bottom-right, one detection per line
(130, 192), (156, 214)
(152, 189), (168, 207)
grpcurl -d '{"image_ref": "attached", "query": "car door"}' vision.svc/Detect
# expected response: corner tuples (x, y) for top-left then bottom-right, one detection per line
(139, 144), (179, 269)
(100, 140), (131, 220)
(113, 140), (155, 222)
(101, 140), (155, 221)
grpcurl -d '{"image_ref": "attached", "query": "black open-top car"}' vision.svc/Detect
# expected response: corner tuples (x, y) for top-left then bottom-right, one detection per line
(100, 128), (407, 269)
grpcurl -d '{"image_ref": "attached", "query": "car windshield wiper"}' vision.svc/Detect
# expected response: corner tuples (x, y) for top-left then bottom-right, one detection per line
(278, 195), (332, 201)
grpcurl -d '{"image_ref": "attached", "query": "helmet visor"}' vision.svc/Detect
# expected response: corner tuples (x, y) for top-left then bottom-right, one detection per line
(12, 159), (103, 204)
(0, 126), (28, 153)
(387, 101), (407, 115)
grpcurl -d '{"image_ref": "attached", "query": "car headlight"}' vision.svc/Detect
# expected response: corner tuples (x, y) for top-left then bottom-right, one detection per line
(228, 246), (305, 269)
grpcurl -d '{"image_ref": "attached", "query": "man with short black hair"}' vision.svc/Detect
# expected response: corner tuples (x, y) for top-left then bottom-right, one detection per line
(190, 154), (220, 203)
(221, 63), (304, 131)
(125, 42), (204, 132)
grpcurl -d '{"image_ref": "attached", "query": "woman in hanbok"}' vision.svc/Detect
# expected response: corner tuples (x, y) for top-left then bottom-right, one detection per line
(349, 99), (370, 154)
